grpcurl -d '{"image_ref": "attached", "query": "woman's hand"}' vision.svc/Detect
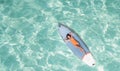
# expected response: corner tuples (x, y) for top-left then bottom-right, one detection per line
(64, 39), (69, 42)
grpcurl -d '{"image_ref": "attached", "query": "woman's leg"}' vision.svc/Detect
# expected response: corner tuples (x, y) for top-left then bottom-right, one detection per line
(76, 44), (86, 54)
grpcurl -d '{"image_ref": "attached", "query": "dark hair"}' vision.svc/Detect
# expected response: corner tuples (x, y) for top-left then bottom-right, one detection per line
(66, 34), (71, 39)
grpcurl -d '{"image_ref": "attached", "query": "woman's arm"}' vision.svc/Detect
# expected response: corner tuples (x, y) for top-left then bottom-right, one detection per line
(69, 32), (74, 37)
(64, 38), (69, 42)
(69, 32), (73, 35)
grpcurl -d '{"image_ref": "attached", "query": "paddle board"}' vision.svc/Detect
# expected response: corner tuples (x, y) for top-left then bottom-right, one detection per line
(58, 23), (95, 67)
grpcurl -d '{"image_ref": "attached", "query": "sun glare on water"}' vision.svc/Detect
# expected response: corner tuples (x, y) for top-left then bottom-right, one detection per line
(97, 65), (104, 71)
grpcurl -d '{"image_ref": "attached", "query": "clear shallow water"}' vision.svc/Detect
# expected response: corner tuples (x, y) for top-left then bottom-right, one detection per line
(0, 0), (120, 71)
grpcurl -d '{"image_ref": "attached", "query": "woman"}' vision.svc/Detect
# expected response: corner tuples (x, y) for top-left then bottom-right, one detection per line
(65, 33), (86, 54)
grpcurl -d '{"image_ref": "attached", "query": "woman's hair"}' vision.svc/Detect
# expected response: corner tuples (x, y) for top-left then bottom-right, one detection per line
(66, 34), (71, 39)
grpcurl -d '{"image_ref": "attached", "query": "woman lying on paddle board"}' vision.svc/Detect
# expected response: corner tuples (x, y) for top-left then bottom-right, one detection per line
(65, 32), (86, 54)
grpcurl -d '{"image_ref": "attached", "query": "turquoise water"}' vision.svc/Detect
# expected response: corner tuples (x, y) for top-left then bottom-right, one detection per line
(0, 0), (120, 71)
